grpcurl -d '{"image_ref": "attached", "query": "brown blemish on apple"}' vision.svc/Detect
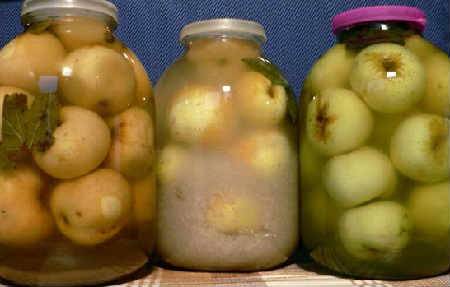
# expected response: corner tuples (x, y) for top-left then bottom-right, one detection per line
(367, 52), (404, 78)
(429, 117), (448, 163)
(96, 99), (110, 114)
(314, 97), (335, 142)
(267, 85), (275, 99)
(60, 213), (70, 225)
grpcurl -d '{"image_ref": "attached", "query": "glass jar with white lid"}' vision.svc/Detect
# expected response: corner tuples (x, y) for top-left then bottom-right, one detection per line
(155, 18), (299, 271)
(0, 1), (155, 285)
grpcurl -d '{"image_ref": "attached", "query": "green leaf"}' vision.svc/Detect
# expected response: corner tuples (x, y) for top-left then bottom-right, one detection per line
(25, 93), (59, 152)
(2, 95), (28, 145)
(242, 57), (298, 124)
(0, 93), (59, 169)
(0, 94), (29, 168)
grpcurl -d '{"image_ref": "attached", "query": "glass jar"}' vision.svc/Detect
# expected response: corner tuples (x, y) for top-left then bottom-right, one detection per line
(0, 1), (155, 286)
(155, 19), (298, 271)
(299, 6), (449, 279)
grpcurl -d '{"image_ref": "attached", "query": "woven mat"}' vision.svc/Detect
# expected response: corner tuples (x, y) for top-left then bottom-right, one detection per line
(1, 262), (448, 286)
(113, 262), (449, 287)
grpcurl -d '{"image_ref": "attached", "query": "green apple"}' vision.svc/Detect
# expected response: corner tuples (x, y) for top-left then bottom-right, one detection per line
(301, 186), (339, 249)
(338, 201), (411, 262)
(350, 43), (425, 114)
(324, 147), (397, 208)
(390, 113), (448, 183)
(306, 88), (373, 156)
(307, 44), (355, 94)
(408, 182), (449, 241)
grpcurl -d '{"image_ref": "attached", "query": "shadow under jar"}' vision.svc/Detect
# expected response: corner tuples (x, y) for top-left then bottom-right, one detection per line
(0, 1), (156, 286)
(155, 19), (299, 271)
(299, 6), (449, 279)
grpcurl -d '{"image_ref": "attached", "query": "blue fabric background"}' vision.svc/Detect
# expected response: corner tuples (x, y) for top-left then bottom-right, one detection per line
(0, 0), (448, 96)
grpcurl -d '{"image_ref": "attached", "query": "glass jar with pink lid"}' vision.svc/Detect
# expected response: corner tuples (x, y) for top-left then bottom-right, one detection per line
(299, 6), (449, 279)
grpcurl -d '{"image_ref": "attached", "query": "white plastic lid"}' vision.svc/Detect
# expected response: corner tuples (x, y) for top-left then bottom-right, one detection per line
(21, 0), (118, 23)
(180, 18), (267, 43)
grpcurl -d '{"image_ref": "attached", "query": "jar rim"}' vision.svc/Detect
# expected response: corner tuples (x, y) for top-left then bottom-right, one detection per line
(21, 0), (118, 24)
(332, 6), (426, 35)
(180, 18), (267, 44)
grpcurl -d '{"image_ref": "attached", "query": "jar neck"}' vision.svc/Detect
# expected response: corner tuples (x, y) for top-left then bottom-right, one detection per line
(337, 22), (420, 50)
(21, 8), (117, 30)
(183, 36), (263, 60)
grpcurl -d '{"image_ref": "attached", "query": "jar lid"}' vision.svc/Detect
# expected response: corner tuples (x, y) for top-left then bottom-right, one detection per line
(21, 0), (118, 23)
(180, 18), (267, 43)
(332, 6), (426, 34)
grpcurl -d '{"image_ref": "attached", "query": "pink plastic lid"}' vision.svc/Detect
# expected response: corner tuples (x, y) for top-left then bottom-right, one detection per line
(332, 6), (426, 35)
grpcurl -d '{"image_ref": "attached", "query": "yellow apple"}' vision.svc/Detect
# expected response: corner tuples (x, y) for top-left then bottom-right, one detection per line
(230, 129), (295, 177)
(0, 32), (65, 94)
(206, 192), (263, 234)
(234, 71), (287, 127)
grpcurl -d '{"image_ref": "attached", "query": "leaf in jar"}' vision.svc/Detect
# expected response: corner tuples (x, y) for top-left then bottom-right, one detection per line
(0, 93), (59, 169)
(0, 94), (29, 168)
(242, 57), (298, 124)
(24, 93), (59, 152)
(2, 95), (28, 146)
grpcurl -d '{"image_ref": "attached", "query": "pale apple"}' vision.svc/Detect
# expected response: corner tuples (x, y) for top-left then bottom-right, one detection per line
(168, 85), (233, 146)
(230, 129), (295, 177)
(234, 71), (287, 127)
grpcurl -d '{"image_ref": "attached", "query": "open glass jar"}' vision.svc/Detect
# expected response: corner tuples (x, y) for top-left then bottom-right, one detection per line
(299, 6), (449, 279)
(0, 1), (155, 286)
(155, 19), (298, 271)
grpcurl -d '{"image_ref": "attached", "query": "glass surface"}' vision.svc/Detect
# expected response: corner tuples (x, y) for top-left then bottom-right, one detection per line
(155, 37), (299, 271)
(299, 23), (449, 279)
(0, 15), (155, 286)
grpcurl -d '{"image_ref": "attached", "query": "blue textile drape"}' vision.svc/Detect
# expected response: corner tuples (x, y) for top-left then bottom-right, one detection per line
(0, 0), (448, 96)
